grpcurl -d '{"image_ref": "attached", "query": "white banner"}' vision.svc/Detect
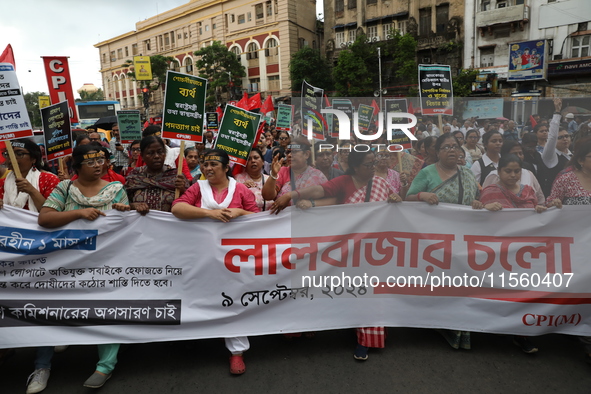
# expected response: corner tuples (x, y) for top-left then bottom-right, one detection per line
(0, 202), (590, 348)
(0, 63), (33, 141)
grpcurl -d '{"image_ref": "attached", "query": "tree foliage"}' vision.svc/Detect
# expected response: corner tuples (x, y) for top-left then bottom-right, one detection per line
(289, 46), (333, 93)
(383, 31), (418, 95)
(452, 68), (479, 98)
(23, 92), (47, 129)
(124, 55), (174, 91)
(78, 89), (104, 101)
(193, 41), (246, 105)
(332, 35), (377, 96)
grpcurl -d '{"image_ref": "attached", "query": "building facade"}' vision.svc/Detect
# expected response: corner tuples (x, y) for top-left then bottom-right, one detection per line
(95, 0), (319, 116)
(465, 0), (591, 121)
(323, 0), (465, 89)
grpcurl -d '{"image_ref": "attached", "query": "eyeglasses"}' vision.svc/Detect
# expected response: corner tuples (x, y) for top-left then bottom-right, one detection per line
(439, 145), (460, 152)
(558, 135), (571, 140)
(467, 135), (479, 139)
(144, 150), (165, 157)
(2, 151), (30, 159)
(131, 148), (141, 152)
(278, 137), (289, 141)
(360, 161), (377, 168)
(89, 138), (101, 142)
(81, 158), (106, 167)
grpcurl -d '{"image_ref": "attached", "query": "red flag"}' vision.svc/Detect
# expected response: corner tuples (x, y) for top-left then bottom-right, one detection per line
(216, 105), (223, 118)
(0, 44), (15, 68)
(529, 115), (537, 128)
(260, 95), (274, 115)
(236, 91), (249, 109)
(371, 99), (380, 116)
(408, 100), (414, 115)
(324, 94), (330, 108)
(248, 92), (262, 110)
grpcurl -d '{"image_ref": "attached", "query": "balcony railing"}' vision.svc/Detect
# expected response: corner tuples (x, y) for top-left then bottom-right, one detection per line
(476, 4), (528, 28)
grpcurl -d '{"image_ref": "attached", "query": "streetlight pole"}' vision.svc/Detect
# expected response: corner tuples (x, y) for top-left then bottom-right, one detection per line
(377, 47), (383, 116)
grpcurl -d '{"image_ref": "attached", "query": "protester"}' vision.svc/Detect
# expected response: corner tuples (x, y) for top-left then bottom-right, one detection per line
(471, 130), (503, 185)
(171, 149), (258, 375)
(375, 151), (407, 199)
(405, 134), (479, 349)
(548, 137), (591, 205)
(333, 141), (351, 173)
(277, 130), (291, 151)
(453, 130), (473, 167)
(463, 129), (484, 163)
(534, 124), (549, 154)
(125, 136), (188, 214)
(421, 136), (438, 168)
(314, 145), (344, 181)
(285, 150), (402, 360)
(36, 144), (129, 391)
(0, 139), (59, 212)
(185, 146), (201, 179)
(262, 136), (329, 214)
(235, 148), (273, 211)
(123, 140), (141, 177)
(109, 123), (128, 174)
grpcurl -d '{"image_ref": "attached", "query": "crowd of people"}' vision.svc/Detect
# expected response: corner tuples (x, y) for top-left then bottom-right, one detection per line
(1, 97), (590, 393)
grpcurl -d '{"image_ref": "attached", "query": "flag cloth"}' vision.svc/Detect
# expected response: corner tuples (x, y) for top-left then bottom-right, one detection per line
(236, 91), (249, 109)
(530, 115), (538, 128)
(371, 99), (380, 116)
(216, 105), (223, 118)
(324, 94), (330, 108)
(248, 92), (262, 110)
(260, 95), (274, 115)
(0, 44), (15, 68)
(408, 101), (415, 115)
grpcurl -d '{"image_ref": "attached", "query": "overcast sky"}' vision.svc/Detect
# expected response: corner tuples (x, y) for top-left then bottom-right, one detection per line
(1, 0), (323, 98)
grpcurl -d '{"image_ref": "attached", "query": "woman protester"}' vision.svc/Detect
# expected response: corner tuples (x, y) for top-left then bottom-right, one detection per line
(421, 136), (438, 168)
(235, 148), (273, 211)
(375, 151), (408, 199)
(463, 129), (484, 163)
(471, 130), (503, 185)
(482, 140), (545, 205)
(314, 145), (343, 181)
(333, 141), (351, 173)
(262, 136), (329, 214)
(287, 150), (402, 360)
(406, 134), (479, 350)
(125, 136), (188, 214)
(0, 139), (59, 212)
(34, 144), (129, 392)
(122, 140), (141, 177)
(184, 146), (202, 179)
(171, 149), (258, 375)
(277, 130), (291, 151)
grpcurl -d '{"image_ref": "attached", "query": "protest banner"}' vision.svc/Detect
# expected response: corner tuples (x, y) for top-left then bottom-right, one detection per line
(116, 110), (142, 143)
(0, 202), (589, 349)
(332, 99), (353, 139)
(357, 104), (374, 132)
(161, 70), (207, 142)
(206, 112), (219, 132)
(385, 99), (412, 149)
(461, 98), (504, 120)
(275, 104), (293, 132)
(41, 101), (72, 161)
(0, 63), (33, 141)
(214, 104), (261, 166)
(301, 81), (325, 140)
(133, 56), (153, 81)
(418, 64), (453, 116)
(41, 57), (78, 124)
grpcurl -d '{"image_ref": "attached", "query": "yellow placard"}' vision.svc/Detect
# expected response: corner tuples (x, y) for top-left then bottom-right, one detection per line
(38, 96), (51, 109)
(133, 56), (153, 81)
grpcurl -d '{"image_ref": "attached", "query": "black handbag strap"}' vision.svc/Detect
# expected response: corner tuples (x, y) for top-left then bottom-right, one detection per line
(365, 178), (374, 203)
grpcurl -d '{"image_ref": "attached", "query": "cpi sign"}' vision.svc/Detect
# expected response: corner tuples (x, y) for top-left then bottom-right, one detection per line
(41, 56), (78, 124)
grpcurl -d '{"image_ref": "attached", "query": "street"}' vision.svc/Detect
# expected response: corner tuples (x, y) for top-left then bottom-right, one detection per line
(3, 327), (590, 393)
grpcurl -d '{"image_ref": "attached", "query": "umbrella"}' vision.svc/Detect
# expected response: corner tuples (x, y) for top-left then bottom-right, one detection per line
(496, 116), (509, 121)
(93, 115), (118, 130)
(561, 106), (591, 116)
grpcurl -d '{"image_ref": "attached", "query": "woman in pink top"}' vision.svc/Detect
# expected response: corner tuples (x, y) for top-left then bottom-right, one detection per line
(171, 149), (258, 375)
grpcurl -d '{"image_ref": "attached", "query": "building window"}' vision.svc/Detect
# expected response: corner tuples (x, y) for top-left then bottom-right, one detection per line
(515, 0), (525, 4)
(367, 25), (378, 40)
(265, 38), (278, 56)
(267, 1), (272, 16)
(171, 31), (175, 44)
(348, 0), (356, 9)
(205, 25), (210, 32)
(274, 0), (278, 13)
(335, 0), (344, 13)
(572, 35), (590, 58)
(367, 0), (377, 4)
(213, 24), (216, 29)
(419, 7), (432, 37)
(348, 29), (356, 42)
(335, 31), (345, 47)
(125, 47), (129, 57)
(481, 0), (491, 11)
(256, 4), (264, 19)
(578, 22), (589, 31)
(144, 40), (151, 51)
(497, 1), (508, 8)
(248, 78), (260, 92)
(480, 47), (495, 67)
(231, 46), (241, 59)
(248, 12), (252, 22)
(230, 14), (235, 23)
(117, 48), (123, 59)
(397, 20), (408, 35)
(247, 42), (259, 59)
(238, 14), (245, 24)
(383, 23), (392, 38)
(494, 26), (511, 38)
(102, 53), (107, 63)
(132, 44), (138, 55)
(436, 4), (449, 34)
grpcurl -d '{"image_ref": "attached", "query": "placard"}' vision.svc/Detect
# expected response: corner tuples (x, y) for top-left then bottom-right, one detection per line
(418, 64), (453, 116)
(116, 110), (142, 144)
(0, 63), (33, 141)
(214, 104), (261, 166)
(41, 101), (72, 160)
(275, 104), (293, 132)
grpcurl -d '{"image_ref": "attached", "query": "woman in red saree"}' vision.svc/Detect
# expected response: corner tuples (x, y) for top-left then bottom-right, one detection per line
(285, 150), (402, 361)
